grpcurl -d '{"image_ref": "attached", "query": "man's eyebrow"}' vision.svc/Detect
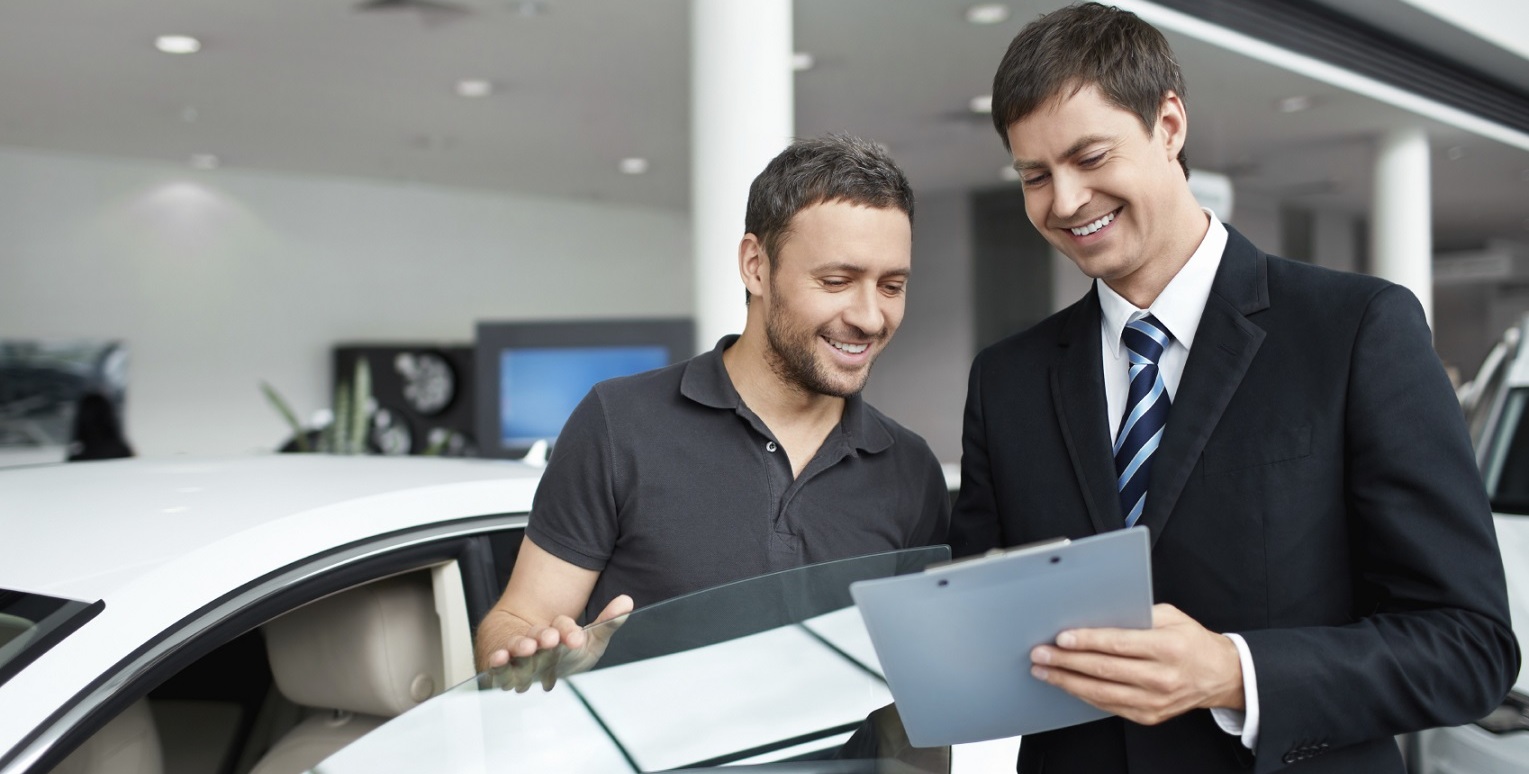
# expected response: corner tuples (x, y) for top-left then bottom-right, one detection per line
(815, 263), (911, 278)
(1013, 134), (1115, 172)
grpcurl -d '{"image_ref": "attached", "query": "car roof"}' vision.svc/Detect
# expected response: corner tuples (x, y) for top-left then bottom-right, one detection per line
(1, 455), (540, 600)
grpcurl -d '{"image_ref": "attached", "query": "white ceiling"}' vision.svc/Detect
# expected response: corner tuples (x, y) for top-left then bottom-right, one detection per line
(1, 0), (1526, 246)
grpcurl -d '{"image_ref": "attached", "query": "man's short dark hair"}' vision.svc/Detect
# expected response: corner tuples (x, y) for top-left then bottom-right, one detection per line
(992, 2), (1189, 178)
(743, 133), (915, 304)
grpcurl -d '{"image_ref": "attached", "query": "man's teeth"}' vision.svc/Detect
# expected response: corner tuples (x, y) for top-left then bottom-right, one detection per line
(1070, 211), (1116, 236)
(830, 340), (869, 354)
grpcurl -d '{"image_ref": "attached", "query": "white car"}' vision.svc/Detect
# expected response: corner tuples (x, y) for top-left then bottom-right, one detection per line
(0, 455), (540, 774)
(1, 454), (1015, 774)
(1409, 321), (1529, 772)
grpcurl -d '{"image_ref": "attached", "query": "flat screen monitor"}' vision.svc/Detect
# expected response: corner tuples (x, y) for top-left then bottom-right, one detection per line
(475, 319), (694, 459)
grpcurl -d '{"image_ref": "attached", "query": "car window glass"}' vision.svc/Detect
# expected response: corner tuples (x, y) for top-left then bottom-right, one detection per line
(0, 589), (96, 688)
(1486, 387), (1529, 515)
(320, 546), (951, 773)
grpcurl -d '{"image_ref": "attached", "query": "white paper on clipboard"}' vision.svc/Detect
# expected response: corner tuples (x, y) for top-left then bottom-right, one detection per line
(849, 526), (1154, 747)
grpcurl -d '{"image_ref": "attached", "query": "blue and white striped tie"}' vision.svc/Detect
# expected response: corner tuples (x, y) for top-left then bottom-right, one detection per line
(1114, 314), (1172, 528)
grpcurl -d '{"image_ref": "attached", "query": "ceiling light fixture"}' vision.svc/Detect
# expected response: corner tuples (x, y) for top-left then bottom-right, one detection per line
(189, 154), (220, 170)
(1276, 95), (1312, 113)
(791, 52), (815, 72)
(619, 157), (649, 175)
(966, 4), (1010, 25)
(515, 1), (547, 17)
(155, 35), (202, 55)
(455, 79), (494, 98)
(1446, 145), (1465, 161)
(970, 95), (993, 114)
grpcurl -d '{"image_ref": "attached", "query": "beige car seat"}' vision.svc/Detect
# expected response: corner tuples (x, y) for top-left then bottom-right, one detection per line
(52, 699), (163, 774)
(248, 573), (445, 774)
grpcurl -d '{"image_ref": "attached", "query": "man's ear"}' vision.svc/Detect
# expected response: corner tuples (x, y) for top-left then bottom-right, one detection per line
(739, 233), (768, 300)
(1157, 91), (1188, 162)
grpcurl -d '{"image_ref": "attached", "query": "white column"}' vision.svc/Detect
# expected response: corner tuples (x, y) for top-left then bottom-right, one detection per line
(1371, 127), (1433, 328)
(690, 0), (793, 351)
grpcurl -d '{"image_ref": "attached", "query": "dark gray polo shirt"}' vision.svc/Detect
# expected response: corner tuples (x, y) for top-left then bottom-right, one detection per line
(526, 335), (951, 622)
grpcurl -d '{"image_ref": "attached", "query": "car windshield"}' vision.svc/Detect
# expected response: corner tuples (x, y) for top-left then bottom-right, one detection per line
(0, 588), (98, 688)
(318, 547), (953, 773)
(1485, 387), (1529, 516)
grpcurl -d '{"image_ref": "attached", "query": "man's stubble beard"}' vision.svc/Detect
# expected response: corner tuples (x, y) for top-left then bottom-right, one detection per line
(761, 273), (880, 399)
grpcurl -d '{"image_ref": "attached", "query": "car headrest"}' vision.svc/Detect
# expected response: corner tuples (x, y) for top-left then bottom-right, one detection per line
(262, 573), (444, 718)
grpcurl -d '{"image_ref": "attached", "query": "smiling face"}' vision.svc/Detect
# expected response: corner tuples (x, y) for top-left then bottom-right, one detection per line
(1007, 83), (1201, 306)
(753, 199), (912, 398)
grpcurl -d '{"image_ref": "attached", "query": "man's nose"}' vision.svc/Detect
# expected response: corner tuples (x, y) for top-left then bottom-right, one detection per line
(1052, 171), (1090, 220)
(842, 284), (886, 336)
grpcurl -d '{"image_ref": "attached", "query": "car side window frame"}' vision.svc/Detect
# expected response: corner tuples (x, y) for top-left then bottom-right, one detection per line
(3, 513), (528, 774)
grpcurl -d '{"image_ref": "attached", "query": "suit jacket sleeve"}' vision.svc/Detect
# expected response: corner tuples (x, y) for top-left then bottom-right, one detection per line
(1241, 284), (1520, 768)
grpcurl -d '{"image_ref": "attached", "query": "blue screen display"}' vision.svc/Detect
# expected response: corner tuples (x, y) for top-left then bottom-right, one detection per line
(500, 346), (669, 445)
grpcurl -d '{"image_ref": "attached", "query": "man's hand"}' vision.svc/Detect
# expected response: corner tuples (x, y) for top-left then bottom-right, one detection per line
(484, 594), (633, 692)
(1028, 603), (1244, 726)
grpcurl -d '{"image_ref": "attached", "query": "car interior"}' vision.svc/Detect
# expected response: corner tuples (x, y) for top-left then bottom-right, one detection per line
(47, 544), (507, 774)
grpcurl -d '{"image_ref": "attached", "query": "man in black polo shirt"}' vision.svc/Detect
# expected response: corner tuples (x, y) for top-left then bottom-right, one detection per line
(475, 135), (950, 675)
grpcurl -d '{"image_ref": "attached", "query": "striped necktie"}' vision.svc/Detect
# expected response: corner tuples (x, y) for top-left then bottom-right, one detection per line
(1114, 314), (1172, 528)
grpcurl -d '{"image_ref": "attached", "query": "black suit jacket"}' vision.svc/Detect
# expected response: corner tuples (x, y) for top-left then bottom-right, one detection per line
(950, 227), (1519, 773)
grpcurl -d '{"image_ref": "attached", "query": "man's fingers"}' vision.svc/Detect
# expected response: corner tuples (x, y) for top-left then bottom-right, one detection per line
(1031, 665), (1177, 725)
(597, 594), (635, 623)
(1034, 647), (1173, 692)
(1053, 626), (1159, 658)
(487, 648), (510, 669)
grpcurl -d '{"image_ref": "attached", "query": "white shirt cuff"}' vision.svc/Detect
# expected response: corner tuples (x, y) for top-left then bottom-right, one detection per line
(1208, 632), (1259, 751)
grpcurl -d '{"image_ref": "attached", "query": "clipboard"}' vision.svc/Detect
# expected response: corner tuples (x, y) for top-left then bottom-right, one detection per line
(849, 527), (1153, 747)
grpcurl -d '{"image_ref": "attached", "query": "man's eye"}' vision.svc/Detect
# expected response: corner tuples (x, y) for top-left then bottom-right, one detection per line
(1080, 153), (1106, 167)
(1022, 173), (1049, 187)
(882, 283), (906, 296)
(821, 278), (850, 288)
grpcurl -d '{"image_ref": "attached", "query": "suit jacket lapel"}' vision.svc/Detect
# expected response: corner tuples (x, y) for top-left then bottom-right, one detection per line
(1139, 227), (1270, 547)
(1051, 288), (1121, 535)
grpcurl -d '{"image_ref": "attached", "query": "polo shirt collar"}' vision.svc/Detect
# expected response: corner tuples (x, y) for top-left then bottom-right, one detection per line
(680, 334), (894, 454)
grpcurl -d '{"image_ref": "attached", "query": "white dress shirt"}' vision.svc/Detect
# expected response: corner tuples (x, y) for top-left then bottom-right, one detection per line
(1096, 210), (1261, 751)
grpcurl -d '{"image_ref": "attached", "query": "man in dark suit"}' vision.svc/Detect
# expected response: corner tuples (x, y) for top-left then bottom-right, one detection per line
(951, 4), (1520, 771)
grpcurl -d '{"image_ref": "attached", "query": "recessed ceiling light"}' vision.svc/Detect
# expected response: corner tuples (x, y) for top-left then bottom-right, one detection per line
(514, 1), (547, 17)
(1446, 145), (1466, 161)
(966, 4), (1010, 25)
(455, 79), (494, 98)
(970, 95), (993, 114)
(189, 154), (220, 170)
(155, 35), (202, 55)
(619, 157), (649, 175)
(1276, 95), (1312, 113)
(792, 52), (815, 72)
(999, 165), (1021, 182)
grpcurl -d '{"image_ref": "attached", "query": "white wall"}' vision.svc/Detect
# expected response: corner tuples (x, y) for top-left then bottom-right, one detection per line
(1223, 189), (1283, 256)
(0, 148), (690, 456)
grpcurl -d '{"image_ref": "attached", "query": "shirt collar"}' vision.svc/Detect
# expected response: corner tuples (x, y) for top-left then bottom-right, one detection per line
(1098, 209), (1227, 358)
(679, 334), (892, 454)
